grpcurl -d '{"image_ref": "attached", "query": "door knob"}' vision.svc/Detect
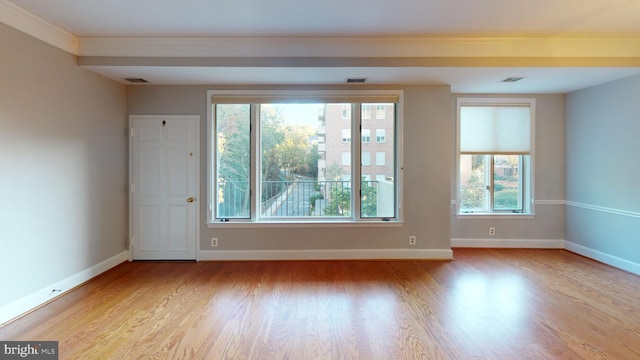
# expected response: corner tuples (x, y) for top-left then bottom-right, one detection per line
(187, 197), (195, 203)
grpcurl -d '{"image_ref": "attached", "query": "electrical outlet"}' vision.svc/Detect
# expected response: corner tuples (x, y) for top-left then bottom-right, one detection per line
(409, 236), (416, 245)
(211, 238), (218, 247)
(489, 227), (496, 236)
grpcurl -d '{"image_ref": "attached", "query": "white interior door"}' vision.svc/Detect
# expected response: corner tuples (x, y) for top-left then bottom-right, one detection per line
(130, 115), (199, 260)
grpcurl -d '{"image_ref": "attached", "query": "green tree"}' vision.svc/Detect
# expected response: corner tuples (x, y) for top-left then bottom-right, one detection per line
(326, 163), (345, 180)
(324, 186), (350, 216)
(361, 180), (377, 217)
(216, 104), (251, 217)
(272, 125), (313, 179)
(300, 143), (319, 178)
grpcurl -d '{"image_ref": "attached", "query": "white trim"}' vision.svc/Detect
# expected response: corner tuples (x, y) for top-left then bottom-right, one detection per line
(452, 199), (565, 206)
(534, 199), (565, 205)
(0, 251), (128, 326)
(565, 241), (640, 276)
(565, 200), (640, 219)
(451, 238), (565, 248)
(455, 214), (535, 220)
(199, 249), (453, 261)
(454, 97), (536, 216)
(207, 221), (404, 228)
(0, 0), (77, 54)
(207, 89), (404, 224)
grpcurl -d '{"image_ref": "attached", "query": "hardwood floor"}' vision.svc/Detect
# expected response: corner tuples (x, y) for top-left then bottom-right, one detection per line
(1, 249), (639, 359)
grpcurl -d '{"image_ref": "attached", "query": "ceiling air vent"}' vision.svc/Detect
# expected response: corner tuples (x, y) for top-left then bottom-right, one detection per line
(124, 77), (149, 83)
(346, 77), (368, 83)
(500, 76), (525, 83)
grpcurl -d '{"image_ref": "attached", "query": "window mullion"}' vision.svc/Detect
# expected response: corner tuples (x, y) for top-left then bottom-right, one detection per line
(353, 103), (362, 219)
(251, 104), (259, 221)
(518, 155), (524, 211)
(487, 155), (494, 212)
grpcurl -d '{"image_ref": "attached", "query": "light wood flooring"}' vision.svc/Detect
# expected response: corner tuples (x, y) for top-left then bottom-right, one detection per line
(1, 249), (639, 359)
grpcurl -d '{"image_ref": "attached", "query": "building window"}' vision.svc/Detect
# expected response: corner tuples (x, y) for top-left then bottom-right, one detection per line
(376, 104), (386, 119)
(342, 128), (351, 143)
(361, 128), (371, 143)
(376, 174), (386, 182)
(376, 152), (385, 166)
(362, 105), (371, 119)
(209, 90), (402, 222)
(342, 152), (351, 166)
(342, 105), (351, 119)
(457, 98), (534, 215)
(376, 129), (386, 143)
(362, 152), (371, 166)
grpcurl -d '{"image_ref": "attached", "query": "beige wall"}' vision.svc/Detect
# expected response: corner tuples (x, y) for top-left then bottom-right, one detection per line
(0, 23), (128, 309)
(450, 94), (566, 243)
(128, 85), (453, 254)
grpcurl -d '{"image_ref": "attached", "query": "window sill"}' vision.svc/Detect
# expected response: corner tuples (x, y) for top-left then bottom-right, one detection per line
(206, 220), (405, 228)
(456, 213), (535, 220)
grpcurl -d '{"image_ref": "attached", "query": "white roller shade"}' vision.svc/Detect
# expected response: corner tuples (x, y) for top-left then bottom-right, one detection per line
(460, 105), (531, 154)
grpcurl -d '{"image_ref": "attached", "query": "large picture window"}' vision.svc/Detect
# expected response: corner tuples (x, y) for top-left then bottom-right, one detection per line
(457, 98), (534, 215)
(209, 91), (402, 223)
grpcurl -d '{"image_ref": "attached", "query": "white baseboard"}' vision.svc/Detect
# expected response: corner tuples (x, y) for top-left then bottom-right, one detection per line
(199, 248), (453, 261)
(0, 250), (128, 326)
(565, 241), (640, 276)
(451, 238), (565, 248)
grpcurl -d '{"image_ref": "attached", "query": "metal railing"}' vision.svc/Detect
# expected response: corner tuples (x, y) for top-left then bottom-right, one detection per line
(217, 179), (380, 218)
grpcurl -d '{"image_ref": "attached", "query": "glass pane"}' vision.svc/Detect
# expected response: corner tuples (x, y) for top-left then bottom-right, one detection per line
(459, 154), (487, 212)
(216, 104), (250, 218)
(493, 155), (522, 211)
(361, 103), (395, 218)
(260, 103), (351, 218)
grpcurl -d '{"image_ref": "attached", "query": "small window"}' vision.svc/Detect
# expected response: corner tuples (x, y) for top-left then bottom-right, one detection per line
(457, 98), (534, 215)
(376, 104), (386, 119)
(361, 128), (371, 143)
(376, 129), (386, 143)
(376, 152), (385, 166)
(342, 151), (351, 166)
(362, 105), (371, 119)
(342, 105), (351, 119)
(342, 128), (351, 143)
(362, 152), (371, 166)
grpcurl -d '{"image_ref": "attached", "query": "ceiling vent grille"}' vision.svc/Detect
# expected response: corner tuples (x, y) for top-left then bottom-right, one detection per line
(346, 77), (368, 83)
(500, 77), (525, 83)
(124, 77), (149, 83)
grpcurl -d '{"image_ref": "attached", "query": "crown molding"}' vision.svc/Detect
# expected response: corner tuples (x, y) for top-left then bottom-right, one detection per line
(2, 0), (639, 61)
(77, 36), (640, 59)
(0, 0), (77, 54)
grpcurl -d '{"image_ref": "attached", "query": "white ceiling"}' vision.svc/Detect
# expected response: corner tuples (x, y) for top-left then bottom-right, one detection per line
(4, 0), (640, 93)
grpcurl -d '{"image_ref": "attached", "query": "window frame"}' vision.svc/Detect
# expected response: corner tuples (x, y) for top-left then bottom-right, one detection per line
(207, 90), (404, 226)
(455, 97), (535, 217)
